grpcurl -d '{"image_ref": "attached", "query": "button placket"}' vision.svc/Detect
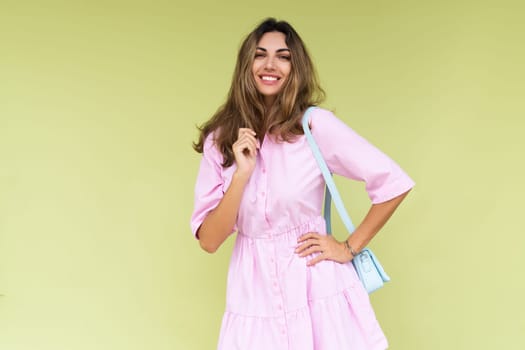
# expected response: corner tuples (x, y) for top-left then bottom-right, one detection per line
(269, 239), (285, 318)
(260, 164), (267, 199)
(259, 158), (271, 226)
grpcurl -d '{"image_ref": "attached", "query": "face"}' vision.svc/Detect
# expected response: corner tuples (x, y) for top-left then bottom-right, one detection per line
(252, 31), (291, 107)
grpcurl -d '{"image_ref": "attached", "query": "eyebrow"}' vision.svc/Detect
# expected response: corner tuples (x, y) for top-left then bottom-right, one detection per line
(256, 47), (291, 53)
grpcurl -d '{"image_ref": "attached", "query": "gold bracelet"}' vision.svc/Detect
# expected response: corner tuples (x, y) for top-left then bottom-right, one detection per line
(344, 240), (358, 257)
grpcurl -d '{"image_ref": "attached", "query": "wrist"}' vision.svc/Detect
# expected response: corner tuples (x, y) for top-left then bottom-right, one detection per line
(344, 239), (358, 258)
(232, 170), (251, 184)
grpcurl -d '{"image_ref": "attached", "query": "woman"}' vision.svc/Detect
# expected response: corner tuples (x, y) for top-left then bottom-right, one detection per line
(191, 18), (414, 349)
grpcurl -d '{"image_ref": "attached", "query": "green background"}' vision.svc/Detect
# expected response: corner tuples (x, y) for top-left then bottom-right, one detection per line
(1, 1), (524, 349)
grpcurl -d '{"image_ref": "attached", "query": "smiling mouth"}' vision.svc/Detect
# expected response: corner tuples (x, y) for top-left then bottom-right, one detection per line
(260, 75), (280, 81)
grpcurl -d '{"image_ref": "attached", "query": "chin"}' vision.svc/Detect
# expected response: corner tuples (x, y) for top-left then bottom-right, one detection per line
(258, 87), (282, 97)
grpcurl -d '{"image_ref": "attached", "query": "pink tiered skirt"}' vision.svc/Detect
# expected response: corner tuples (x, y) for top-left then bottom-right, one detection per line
(218, 216), (388, 350)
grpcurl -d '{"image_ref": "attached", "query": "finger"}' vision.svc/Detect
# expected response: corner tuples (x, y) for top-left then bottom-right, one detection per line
(298, 245), (323, 257)
(295, 239), (319, 254)
(236, 133), (259, 152)
(237, 130), (256, 141)
(233, 138), (252, 150)
(238, 128), (256, 139)
(307, 253), (326, 267)
(234, 138), (257, 154)
(238, 127), (255, 134)
(241, 134), (259, 151)
(297, 232), (320, 243)
(244, 144), (257, 157)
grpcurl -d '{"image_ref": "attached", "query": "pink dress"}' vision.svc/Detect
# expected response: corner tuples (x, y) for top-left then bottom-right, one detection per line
(191, 107), (415, 349)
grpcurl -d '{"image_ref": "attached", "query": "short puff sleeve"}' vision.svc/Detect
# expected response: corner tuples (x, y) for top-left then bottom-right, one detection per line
(310, 109), (415, 204)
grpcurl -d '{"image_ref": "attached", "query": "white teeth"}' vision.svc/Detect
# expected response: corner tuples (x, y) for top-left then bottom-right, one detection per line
(261, 76), (278, 81)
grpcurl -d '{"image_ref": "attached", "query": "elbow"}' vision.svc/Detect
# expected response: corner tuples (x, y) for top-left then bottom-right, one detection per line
(199, 238), (219, 254)
(196, 227), (219, 253)
(195, 223), (230, 254)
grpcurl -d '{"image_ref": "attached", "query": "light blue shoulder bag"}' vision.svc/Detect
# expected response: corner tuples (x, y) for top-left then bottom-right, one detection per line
(302, 106), (390, 293)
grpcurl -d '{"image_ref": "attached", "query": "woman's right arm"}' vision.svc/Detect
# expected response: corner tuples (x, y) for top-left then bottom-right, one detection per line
(197, 128), (258, 253)
(197, 172), (250, 253)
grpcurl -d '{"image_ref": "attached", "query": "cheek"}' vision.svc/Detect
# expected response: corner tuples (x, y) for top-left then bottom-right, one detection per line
(282, 65), (292, 79)
(252, 61), (262, 74)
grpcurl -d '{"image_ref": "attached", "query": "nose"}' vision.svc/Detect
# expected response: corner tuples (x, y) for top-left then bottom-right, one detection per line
(264, 57), (275, 70)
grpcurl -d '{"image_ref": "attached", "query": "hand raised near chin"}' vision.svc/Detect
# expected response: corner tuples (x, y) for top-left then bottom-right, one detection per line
(232, 128), (259, 179)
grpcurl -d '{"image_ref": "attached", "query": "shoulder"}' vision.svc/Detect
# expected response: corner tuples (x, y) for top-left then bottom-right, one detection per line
(202, 131), (217, 152)
(307, 107), (348, 132)
(202, 130), (224, 164)
(309, 106), (334, 118)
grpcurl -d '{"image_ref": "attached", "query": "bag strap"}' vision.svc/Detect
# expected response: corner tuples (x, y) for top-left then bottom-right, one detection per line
(301, 106), (356, 235)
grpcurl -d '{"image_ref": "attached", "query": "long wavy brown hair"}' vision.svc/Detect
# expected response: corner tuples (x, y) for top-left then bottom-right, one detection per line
(193, 18), (325, 167)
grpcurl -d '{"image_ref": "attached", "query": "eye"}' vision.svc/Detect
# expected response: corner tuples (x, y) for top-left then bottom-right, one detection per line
(255, 53), (265, 59)
(279, 55), (291, 61)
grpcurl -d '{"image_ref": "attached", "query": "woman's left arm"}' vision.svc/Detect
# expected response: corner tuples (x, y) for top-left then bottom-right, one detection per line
(296, 189), (411, 266)
(347, 189), (411, 255)
(297, 109), (415, 266)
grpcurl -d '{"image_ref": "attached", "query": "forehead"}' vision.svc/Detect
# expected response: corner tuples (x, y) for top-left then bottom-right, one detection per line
(256, 31), (288, 49)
